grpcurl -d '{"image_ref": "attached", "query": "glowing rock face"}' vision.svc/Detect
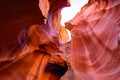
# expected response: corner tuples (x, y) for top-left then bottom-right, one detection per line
(0, 24), (68, 80)
(0, 0), (68, 80)
(0, 0), (120, 80)
(40, 0), (120, 80)
(58, 27), (71, 44)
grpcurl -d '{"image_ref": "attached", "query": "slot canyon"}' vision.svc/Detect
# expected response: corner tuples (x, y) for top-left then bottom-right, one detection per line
(0, 0), (120, 80)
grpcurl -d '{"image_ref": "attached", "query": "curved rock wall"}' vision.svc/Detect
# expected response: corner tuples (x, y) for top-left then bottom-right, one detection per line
(69, 0), (120, 80)
(0, 0), (120, 80)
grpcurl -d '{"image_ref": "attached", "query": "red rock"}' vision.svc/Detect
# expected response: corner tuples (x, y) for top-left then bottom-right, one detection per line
(0, 0), (120, 80)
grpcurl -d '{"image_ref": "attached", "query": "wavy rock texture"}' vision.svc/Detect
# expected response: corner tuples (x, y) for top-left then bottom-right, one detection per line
(0, 0), (120, 80)
(0, 0), (68, 80)
(69, 0), (120, 80)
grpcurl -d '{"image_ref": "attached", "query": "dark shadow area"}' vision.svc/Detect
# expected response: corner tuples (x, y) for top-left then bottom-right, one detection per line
(0, 0), (45, 52)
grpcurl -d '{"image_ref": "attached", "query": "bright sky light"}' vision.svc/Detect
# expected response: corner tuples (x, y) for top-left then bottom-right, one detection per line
(61, 0), (89, 26)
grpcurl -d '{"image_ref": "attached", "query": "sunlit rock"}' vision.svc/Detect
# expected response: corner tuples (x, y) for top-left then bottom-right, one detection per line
(0, 24), (68, 80)
(59, 26), (71, 44)
(39, 0), (70, 36)
(0, 0), (68, 80)
(0, 0), (120, 80)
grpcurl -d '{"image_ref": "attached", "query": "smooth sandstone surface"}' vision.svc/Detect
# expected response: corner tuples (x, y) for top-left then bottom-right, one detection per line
(0, 0), (120, 80)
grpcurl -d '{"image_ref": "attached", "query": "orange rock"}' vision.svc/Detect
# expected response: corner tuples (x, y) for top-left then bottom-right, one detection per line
(59, 27), (71, 44)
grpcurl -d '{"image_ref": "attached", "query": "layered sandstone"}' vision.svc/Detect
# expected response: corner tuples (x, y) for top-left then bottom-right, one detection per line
(0, 0), (120, 80)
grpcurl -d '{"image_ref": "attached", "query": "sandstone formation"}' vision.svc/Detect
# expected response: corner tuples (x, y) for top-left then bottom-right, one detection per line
(0, 0), (120, 80)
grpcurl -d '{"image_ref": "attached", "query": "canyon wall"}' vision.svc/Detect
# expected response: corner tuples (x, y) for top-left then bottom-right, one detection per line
(0, 0), (120, 80)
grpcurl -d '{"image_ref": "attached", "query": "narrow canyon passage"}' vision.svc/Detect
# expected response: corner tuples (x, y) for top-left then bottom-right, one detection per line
(0, 0), (120, 80)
